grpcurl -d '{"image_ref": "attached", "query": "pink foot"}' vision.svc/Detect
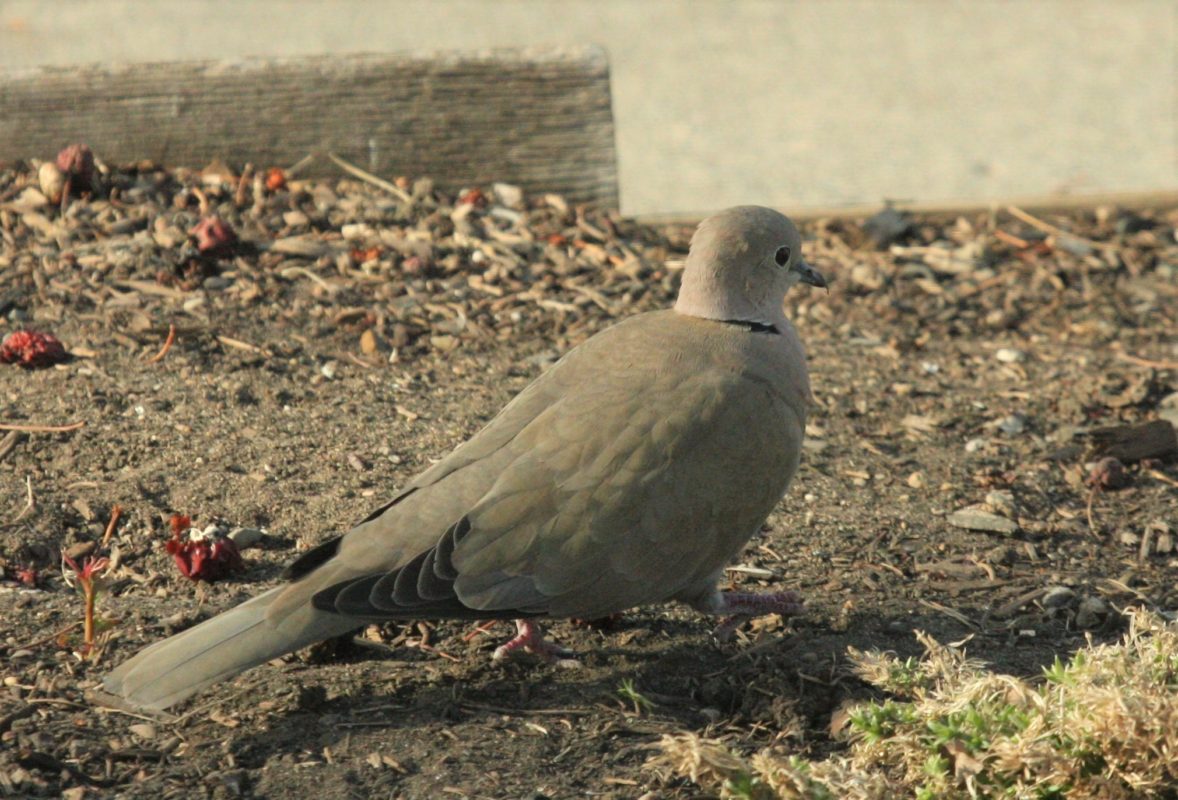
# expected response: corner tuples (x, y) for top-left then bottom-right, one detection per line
(492, 619), (580, 668)
(708, 590), (805, 641)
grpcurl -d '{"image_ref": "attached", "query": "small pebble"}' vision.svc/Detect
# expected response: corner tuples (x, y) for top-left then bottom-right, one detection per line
(984, 490), (1017, 516)
(63, 541), (97, 561)
(491, 182), (524, 209)
(283, 210), (309, 227)
(998, 414), (1027, 435)
(948, 507), (1019, 535)
(699, 707), (722, 723)
(320, 361), (337, 379)
(430, 334), (458, 352)
(995, 347), (1025, 363)
(964, 438), (987, 453)
(128, 723), (157, 740)
(1041, 586), (1076, 609)
(38, 162), (66, 204)
(227, 527), (265, 549)
(1075, 596), (1109, 629)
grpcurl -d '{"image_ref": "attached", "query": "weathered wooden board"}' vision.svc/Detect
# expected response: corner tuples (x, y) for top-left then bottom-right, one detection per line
(0, 46), (618, 207)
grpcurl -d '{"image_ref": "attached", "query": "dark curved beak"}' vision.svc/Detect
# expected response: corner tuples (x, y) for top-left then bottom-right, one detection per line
(794, 259), (827, 289)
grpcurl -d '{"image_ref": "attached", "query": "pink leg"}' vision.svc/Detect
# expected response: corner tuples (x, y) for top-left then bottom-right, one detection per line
(492, 619), (580, 668)
(706, 590), (805, 641)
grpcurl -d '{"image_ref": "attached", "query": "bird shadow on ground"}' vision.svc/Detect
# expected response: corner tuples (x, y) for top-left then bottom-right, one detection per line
(210, 603), (1112, 774)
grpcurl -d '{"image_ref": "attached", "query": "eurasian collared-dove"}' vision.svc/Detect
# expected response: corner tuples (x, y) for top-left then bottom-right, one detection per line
(102, 205), (826, 712)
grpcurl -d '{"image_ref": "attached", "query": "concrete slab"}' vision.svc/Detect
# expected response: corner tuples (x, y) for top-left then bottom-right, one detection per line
(2, 0), (1174, 215)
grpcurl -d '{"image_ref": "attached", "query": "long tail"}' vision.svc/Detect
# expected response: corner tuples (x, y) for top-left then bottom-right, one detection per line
(102, 586), (358, 712)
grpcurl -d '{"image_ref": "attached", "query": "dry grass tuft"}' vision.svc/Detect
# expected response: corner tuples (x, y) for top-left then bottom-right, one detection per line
(651, 608), (1178, 799)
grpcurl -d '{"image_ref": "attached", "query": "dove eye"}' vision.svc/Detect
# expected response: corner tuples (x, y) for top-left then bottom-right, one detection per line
(774, 245), (791, 267)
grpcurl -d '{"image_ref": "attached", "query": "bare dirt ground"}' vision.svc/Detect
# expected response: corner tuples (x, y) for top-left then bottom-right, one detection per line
(1, 158), (1176, 798)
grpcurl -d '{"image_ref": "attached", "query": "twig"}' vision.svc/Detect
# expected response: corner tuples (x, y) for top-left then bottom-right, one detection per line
(234, 163), (253, 206)
(463, 620), (500, 642)
(326, 152), (412, 203)
(146, 324), (177, 363)
(1086, 484), (1101, 534)
(0, 420), (86, 433)
(1005, 205), (1108, 251)
(278, 265), (336, 293)
(20, 622), (80, 650)
(344, 352), (378, 369)
(408, 640), (461, 662)
(11, 475), (34, 523)
(192, 186), (210, 216)
(1146, 469), (1178, 489)
(917, 598), (979, 630)
(992, 229), (1031, 249)
(285, 153), (317, 178)
(1116, 352), (1178, 370)
(457, 701), (594, 717)
(215, 335), (271, 356)
(101, 504), (124, 547)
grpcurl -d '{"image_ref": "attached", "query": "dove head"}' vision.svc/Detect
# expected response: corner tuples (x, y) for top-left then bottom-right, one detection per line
(674, 206), (825, 329)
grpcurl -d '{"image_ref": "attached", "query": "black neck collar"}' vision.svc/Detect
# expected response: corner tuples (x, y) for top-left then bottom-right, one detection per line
(719, 319), (780, 335)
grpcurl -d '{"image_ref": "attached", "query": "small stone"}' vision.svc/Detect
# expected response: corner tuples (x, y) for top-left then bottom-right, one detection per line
(984, 490), (1017, 516)
(63, 541), (97, 562)
(320, 361), (337, 379)
(128, 723), (157, 740)
(964, 438), (987, 453)
(359, 329), (378, 355)
(1119, 531), (1139, 547)
(38, 162), (66, 204)
(227, 527), (265, 549)
(906, 471), (926, 489)
(850, 263), (884, 290)
(995, 347), (1025, 363)
(430, 335), (458, 352)
(283, 210), (310, 227)
(1075, 596), (1109, 629)
(948, 507), (1019, 535)
(1041, 586), (1076, 610)
(998, 414), (1027, 435)
(491, 182), (524, 209)
(340, 223), (376, 241)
